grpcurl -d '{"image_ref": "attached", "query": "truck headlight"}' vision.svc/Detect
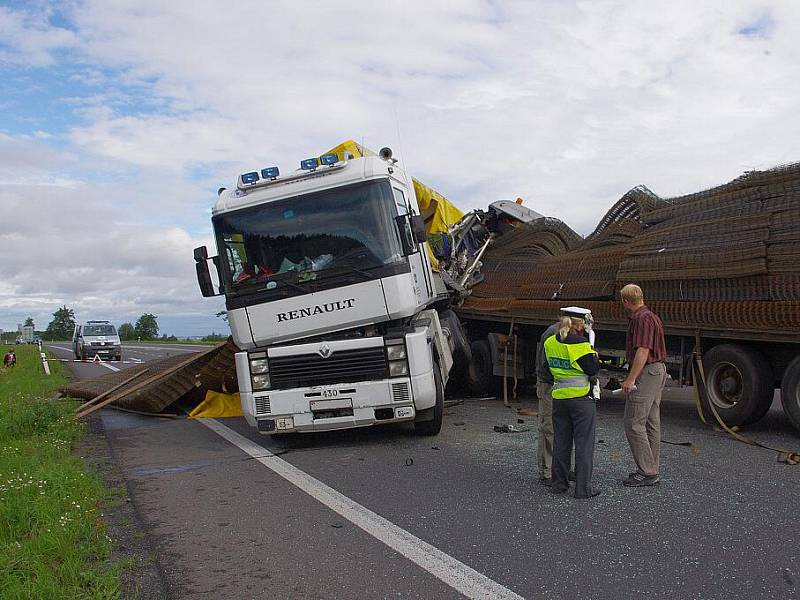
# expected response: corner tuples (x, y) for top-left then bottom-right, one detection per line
(250, 358), (270, 374)
(386, 345), (407, 360)
(388, 361), (409, 377)
(252, 374), (271, 390)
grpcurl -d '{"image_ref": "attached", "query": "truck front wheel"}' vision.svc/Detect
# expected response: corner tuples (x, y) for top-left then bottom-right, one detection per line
(780, 355), (800, 433)
(703, 344), (774, 427)
(414, 363), (444, 436)
(466, 340), (498, 397)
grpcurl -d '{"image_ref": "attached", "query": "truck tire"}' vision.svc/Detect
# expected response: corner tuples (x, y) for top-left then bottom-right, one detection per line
(414, 362), (444, 436)
(466, 340), (496, 397)
(780, 355), (800, 433)
(702, 344), (774, 427)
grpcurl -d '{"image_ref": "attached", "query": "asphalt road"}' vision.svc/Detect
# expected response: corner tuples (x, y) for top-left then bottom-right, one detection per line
(51, 342), (800, 600)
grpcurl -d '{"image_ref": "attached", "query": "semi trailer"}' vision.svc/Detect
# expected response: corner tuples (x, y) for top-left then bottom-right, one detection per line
(454, 163), (800, 433)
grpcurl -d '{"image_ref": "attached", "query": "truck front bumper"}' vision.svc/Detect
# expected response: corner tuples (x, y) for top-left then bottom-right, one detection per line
(240, 377), (418, 434)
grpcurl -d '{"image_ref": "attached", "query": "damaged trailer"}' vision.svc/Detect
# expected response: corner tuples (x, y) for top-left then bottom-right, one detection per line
(456, 162), (800, 432)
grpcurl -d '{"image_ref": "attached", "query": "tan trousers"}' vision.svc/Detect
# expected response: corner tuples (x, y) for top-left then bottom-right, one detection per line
(537, 381), (554, 478)
(624, 362), (667, 477)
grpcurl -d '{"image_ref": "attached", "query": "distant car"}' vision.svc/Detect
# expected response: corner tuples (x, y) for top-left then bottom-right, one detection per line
(15, 337), (23, 345)
(73, 320), (122, 361)
(31, 336), (42, 344)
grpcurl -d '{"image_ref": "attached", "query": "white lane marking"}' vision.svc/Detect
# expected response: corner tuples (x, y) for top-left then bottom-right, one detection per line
(46, 345), (119, 371)
(199, 419), (524, 600)
(123, 345), (203, 352)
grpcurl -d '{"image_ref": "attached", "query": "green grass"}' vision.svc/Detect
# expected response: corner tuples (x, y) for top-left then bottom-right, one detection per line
(0, 346), (121, 599)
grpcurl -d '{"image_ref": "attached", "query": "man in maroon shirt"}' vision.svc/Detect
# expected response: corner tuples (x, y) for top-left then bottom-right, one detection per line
(620, 284), (667, 487)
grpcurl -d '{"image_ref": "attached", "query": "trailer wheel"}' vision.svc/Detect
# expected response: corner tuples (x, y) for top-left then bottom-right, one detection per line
(780, 356), (800, 433)
(466, 340), (496, 397)
(703, 344), (774, 426)
(414, 362), (443, 436)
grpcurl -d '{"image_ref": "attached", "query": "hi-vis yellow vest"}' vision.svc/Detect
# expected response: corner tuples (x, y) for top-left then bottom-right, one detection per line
(543, 335), (596, 399)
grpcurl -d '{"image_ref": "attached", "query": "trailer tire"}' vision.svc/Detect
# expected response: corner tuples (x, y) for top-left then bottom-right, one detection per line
(780, 356), (800, 433)
(703, 344), (774, 426)
(414, 362), (443, 436)
(466, 340), (496, 397)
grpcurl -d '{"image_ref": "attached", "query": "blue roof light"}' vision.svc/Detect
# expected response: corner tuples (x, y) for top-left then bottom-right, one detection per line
(241, 171), (259, 185)
(261, 166), (280, 179)
(320, 153), (339, 166)
(300, 157), (320, 171)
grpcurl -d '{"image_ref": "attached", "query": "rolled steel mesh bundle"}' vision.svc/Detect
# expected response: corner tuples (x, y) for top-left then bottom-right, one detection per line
(486, 217), (582, 259)
(588, 186), (668, 238)
(642, 172), (800, 226)
(461, 162), (800, 333)
(643, 276), (772, 302)
(769, 275), (800, 301)
(581, 220), (641, 249)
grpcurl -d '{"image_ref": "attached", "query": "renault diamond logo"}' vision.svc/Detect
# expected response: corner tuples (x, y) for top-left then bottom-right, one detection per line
(318, 344), (332, 358)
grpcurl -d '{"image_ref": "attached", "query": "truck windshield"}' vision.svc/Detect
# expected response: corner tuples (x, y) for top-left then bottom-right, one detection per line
(214, 180), (404, 293)
(84, 325), (116, 336)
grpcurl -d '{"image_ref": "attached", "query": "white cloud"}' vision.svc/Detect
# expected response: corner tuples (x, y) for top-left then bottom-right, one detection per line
(1, 0), (800, 333)
(0, 5), (76, 66)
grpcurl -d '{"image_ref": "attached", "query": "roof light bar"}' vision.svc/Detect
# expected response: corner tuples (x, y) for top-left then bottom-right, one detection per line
(300, 157), (320, 171)
(240, 171), (259, 185)
(261, 166), (279, 179)
(320, 153), (339, 166)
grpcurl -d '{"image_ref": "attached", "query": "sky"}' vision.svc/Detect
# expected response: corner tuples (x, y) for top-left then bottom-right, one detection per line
(1, 0), (799, 336)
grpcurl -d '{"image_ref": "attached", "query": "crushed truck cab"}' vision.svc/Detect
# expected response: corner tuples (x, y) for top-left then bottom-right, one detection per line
(196, 142), (460, 436)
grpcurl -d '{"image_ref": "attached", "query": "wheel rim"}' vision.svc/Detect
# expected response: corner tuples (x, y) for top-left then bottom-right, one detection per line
(708, 362), (744, 409)
(468, 351), (487, 383)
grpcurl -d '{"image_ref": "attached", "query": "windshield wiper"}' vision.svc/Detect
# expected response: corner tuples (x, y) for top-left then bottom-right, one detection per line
(319, 265), (375, 282)
(256, 279), (306, 293)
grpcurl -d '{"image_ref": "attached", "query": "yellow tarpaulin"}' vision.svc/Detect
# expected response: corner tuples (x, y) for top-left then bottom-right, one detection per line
(322, 140), (464, 270)
(188, 390), (243, 419)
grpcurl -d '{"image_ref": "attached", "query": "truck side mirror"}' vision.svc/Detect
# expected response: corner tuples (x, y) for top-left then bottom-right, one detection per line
(194, 245), (220, 297)
(395, 215), (416, 256)
(410, 214), (427, 244)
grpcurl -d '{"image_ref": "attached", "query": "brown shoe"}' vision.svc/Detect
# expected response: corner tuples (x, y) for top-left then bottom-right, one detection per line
(623, 473), (660, 487)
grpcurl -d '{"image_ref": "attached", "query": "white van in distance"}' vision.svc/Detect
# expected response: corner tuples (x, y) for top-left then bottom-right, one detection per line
(73, 320), (122, 361)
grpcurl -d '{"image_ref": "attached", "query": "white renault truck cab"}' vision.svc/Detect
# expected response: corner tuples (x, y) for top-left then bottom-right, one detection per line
(73, 320), (122, 361)
(195, 147), (457, 435)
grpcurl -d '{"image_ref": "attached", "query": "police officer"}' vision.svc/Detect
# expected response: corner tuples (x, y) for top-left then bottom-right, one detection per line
(544, 309), (601, 499)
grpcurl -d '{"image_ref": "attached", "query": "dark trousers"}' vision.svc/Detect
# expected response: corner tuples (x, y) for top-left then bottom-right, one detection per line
(552, 397), (597, 498)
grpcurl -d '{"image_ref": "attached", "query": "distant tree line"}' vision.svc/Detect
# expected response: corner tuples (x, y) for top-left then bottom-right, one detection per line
(6, 307), (224, 342)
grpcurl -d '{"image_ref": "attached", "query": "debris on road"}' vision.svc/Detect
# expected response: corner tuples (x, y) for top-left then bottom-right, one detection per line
(493, 424), (530, 433)
(63, 339), (239, 416)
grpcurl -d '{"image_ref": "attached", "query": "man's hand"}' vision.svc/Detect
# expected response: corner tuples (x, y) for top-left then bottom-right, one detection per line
(622, 377), (637, 394)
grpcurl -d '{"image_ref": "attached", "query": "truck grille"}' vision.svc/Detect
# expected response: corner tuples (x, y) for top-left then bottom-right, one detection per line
(269, 347), (388, 389)
(392, 382), (410, 403)
(255, 395), (271, 415)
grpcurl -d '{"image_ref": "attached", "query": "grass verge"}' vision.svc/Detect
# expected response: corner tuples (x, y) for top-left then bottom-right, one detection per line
(0, 345), (120, 599)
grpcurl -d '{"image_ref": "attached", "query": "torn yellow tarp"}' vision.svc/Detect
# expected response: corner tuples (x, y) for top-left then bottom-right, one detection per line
(323, 139), (375, 161)
(188, 390), (243, 419)
(412, 178), (464, 237)
(322, 140), (464, 270)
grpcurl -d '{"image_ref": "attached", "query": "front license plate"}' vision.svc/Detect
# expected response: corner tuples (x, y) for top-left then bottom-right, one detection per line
(276, 417), (294, 430)
(310, 398), (353, 411)
(395, 407), (413, 419)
